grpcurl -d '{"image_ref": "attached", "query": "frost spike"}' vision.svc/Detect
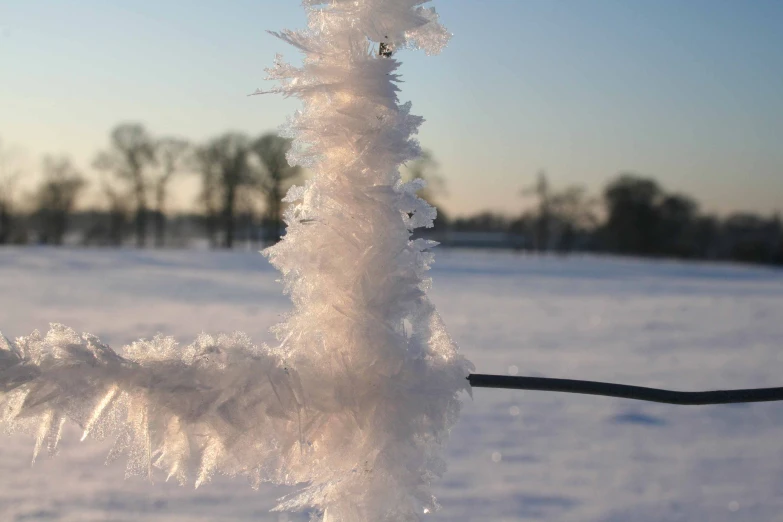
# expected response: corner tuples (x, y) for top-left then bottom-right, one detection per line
(81, 384), (119, 441)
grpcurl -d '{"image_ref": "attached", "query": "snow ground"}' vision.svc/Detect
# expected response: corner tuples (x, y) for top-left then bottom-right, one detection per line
(1, 247), (782, 522)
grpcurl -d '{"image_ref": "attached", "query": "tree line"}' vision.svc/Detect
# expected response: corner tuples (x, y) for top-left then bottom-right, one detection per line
(0, 131), (780, 266)
(0, 125), (301, 248)
(439, 171), (782, 266)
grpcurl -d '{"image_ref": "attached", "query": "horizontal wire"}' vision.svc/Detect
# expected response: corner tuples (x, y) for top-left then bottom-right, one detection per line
(467, 374), (783, 405)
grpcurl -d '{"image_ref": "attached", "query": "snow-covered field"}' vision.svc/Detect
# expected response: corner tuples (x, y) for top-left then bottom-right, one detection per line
(1, 247), (782, 522)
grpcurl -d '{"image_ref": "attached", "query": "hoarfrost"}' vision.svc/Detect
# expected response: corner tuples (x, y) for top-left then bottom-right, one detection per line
(0, 1), (472, 520)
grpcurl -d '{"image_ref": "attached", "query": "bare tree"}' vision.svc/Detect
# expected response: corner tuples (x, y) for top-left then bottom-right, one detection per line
(0, 138), (22, 244)
(195, 133), (253, 248)
(101, 177), (129, 247)
(522, 171), (598, 252)
(548, 186), (598, 230)
(152, 137), (189, 247)
(548, 186), (598, 251)
(34, 156), (86, 245)
(251, 133), (302, 245)
(193, 146), (221, 248)
(94, 124), (155, 248)
(521, 170), (551, 251)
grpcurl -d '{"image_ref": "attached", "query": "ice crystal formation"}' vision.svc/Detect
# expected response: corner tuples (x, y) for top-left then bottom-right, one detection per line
(0, 1), (471, 520)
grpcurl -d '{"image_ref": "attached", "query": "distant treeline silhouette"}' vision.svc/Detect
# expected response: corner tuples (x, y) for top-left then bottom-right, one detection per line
(0, 125), (301, 249)
(0, 130), (780, 266)
(432, 171), (782, 266)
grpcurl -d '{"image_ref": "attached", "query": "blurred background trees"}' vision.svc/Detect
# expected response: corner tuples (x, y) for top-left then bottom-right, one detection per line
(251, 133), (301, 245)
(602, 174), (664, 255)
(196, 132), (253, 249)
(0, 139), (23, 244)
(598, 173), (781, 264)
(33, 157), (85, 245)
(93, 124), (156, 248)
(0, 129), (779, 266)
(518, 171), (597, 252)
(152, 137), (190, 248)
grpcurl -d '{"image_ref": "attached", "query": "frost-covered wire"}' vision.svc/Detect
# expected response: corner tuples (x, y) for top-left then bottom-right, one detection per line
(0, 2), (472, 521)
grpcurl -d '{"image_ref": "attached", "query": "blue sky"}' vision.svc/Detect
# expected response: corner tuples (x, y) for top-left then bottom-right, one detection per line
(1, 0), (782, 216)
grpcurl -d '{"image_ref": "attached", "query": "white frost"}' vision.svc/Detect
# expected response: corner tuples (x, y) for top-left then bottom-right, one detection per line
(0, 1), (472, 520)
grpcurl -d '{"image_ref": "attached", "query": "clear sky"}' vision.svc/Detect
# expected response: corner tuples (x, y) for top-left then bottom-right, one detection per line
(1, 0), (782, 216)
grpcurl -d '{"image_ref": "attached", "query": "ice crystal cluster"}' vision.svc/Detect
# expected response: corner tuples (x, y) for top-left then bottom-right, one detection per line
(0, 1), (471, 520)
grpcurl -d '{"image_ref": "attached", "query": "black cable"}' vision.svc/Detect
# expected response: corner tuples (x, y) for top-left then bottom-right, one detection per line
(467, 374), (783, 405)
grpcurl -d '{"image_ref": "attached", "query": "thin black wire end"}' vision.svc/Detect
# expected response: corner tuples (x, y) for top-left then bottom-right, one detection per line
(467, 374), (783, 405)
